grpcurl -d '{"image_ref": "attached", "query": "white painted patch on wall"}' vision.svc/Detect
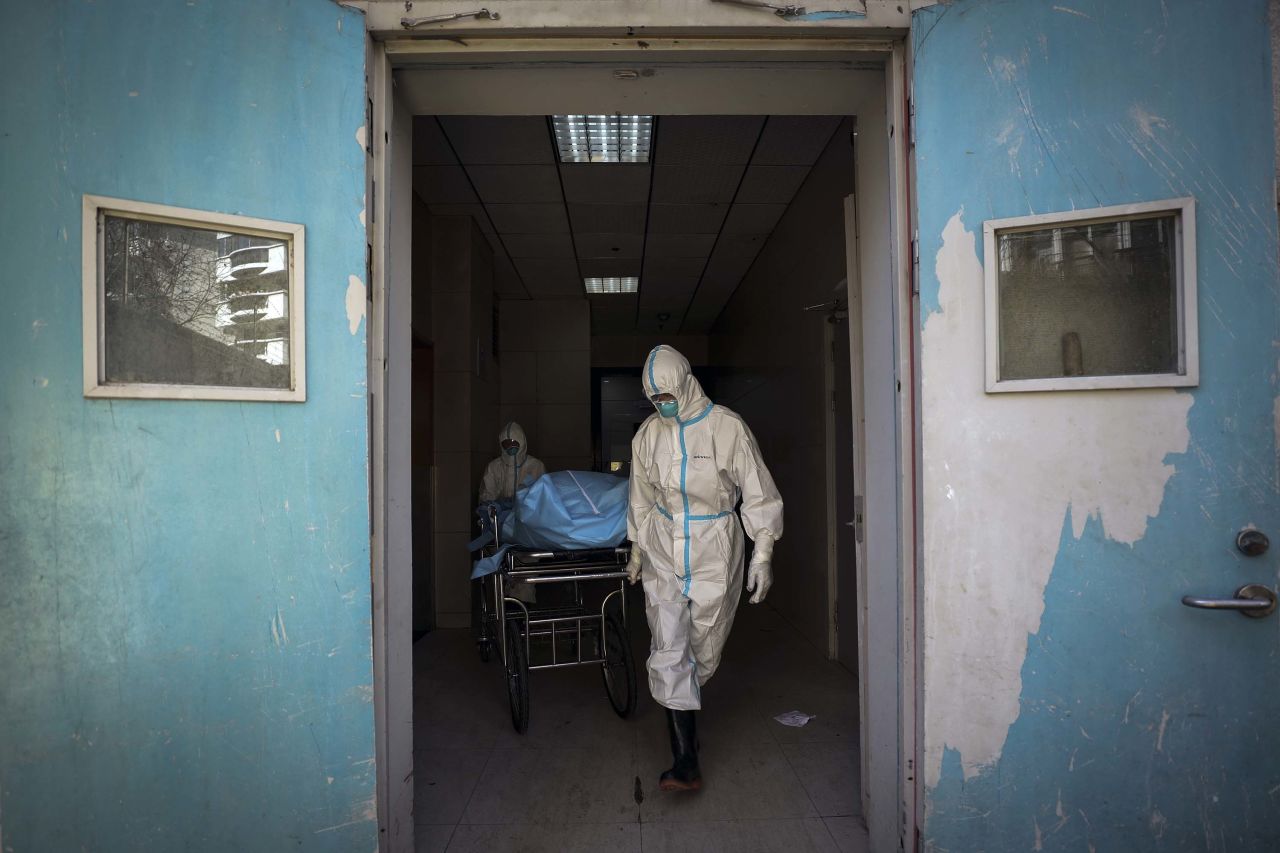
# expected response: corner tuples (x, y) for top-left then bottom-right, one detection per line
(355, 125), (367, 151)
(346, 274), (366, 335)
(1129, 104), (1168, 139)
(922, 210), (1193, 788)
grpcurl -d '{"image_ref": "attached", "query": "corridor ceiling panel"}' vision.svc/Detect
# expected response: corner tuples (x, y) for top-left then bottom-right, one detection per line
(651, 165), (745, 204)
(414, 114), (844, 331)
(575, 232), (644, 259)
(466, 165), (562, 203)
(439, 116), (554, 164)
(655, 116), (765, 165)
(752, 116), (844, 165)
(502, 232), (575, 259)
(560, 164), (651, 204)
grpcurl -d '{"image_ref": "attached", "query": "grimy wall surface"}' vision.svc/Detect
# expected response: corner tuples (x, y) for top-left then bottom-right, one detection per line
(712, 121), (856, 653)
(0, 2), (378, 850)
(913, 0), (1280, 850)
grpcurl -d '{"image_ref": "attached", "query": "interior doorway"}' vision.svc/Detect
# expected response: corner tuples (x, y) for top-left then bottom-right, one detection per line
(367, 44), (911, 853)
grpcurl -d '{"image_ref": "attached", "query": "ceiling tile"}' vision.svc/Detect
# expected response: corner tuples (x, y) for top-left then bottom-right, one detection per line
(514, 257), (582, 297)
(703, 235), (766, 282)
(439, 116), (554, 165)
(487, 204), (569, 234)
(413, 117), (456, 165)
(589, 295), (638, 334)
(655, 116), (765, 165)
(651, 165), (745, 204)
(427, 203), (493, 233)
(502, 232), (576, 259)
(639, 276), (700, 300)
(721, 204), (787, 235)
(712, 232), (768, 259)
(568, 204), (646, 234)
(413, 166), (478, 204)
(575, 232), (644, 259)
(644, 233), (717, 258)
(648, 204), (729, 234)
(467, 165), (563, 204)
(751, 116), (844, 165)
(633, 301), (686, 334)
(735, 166), (811, 205)
(643, 257), (706, 281)
(580, 258), (642, 278)
(560, 164), (651, 204)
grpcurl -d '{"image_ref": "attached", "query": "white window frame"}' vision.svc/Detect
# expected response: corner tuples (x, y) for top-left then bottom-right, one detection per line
(983, 197), (1198, 393)
(82, 194), (306, 402)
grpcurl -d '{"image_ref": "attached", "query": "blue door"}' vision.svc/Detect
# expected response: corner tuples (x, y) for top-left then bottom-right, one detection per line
(913, 1), (1280, 850)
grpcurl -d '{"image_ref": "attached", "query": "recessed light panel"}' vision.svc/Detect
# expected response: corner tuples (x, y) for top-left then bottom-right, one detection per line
(584, 276), (639, 294)
(553, 115), (653, 163)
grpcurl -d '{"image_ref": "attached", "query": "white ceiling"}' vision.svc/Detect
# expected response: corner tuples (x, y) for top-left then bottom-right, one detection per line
(412, 114), (843, 334)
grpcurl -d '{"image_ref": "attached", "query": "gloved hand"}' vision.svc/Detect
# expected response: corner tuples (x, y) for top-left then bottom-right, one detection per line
(746, 535), (775, 604)
(747, 560), (772, 604)
(626, 547), (643, 585)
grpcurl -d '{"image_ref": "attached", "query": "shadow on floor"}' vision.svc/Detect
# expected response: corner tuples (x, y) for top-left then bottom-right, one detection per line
(413, 590), (867, 852)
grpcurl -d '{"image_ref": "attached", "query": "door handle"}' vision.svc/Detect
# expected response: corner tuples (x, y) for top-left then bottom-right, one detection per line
(1181, 584), (1277, 619)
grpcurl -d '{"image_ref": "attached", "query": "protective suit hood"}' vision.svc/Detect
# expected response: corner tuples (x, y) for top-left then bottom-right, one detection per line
(498, 421), (529, 467)
(643, 346), (711, 422)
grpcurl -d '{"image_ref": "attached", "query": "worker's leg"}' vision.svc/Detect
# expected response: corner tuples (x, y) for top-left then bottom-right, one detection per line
(642, 568), (700, 711)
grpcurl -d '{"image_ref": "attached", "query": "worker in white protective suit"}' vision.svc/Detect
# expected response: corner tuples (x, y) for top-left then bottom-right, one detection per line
(626, 345), (783, 792)
(479, 421), (546, 503)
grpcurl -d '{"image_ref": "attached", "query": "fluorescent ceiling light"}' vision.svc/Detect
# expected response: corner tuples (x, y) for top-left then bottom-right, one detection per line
(584, 276), (639, 294)
(553, 115), (653, 163)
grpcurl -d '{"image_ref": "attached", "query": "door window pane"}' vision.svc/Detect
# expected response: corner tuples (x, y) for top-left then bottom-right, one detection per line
(996, 215), (1179, 382)
(102, 215), (292, 389)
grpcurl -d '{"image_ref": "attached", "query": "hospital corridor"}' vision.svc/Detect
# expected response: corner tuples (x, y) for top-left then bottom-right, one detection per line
(401, 88), (877, 852)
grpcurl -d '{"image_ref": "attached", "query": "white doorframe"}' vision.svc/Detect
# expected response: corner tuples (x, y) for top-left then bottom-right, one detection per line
(366, 34), (919, 853)
(367, 39), (416, 853)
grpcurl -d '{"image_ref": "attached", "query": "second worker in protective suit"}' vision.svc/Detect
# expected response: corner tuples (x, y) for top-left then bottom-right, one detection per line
(626, 345), (784, 792)
(479, 421), (546, 503)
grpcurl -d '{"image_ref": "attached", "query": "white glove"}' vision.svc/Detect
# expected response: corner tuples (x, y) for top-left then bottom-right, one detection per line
(746, 535), (775, 604)
(747, 560), (772, 604)
(626, 547), (643, 585)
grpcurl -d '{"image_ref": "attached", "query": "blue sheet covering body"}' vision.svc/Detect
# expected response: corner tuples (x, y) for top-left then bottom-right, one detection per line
(470, 471), (629, 578)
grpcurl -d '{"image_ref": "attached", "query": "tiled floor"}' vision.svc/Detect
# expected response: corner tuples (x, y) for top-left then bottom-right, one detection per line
(413, 594), (867, 852)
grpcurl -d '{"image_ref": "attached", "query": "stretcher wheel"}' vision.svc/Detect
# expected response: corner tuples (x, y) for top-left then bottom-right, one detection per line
(601, 612), (637, 718)
(505, 618), (530, 733)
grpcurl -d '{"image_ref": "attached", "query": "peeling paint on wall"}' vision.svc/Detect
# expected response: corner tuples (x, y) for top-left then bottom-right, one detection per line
(921, 210), (1192, 786)
(346, 274), (367, 335)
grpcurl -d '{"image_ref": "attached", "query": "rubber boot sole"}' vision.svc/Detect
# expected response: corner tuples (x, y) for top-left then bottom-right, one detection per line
(659, 775), (703, 792)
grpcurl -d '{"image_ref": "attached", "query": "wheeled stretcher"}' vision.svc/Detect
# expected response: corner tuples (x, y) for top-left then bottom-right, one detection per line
(473, 507), (638, 733)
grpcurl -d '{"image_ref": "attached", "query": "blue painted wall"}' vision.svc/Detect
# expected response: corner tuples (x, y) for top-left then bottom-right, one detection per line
(0, 2), (377, 850)
(914, 1), (1280, 850)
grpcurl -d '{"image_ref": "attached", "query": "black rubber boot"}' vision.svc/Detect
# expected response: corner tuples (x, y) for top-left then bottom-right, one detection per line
(659, 709), (702, 791)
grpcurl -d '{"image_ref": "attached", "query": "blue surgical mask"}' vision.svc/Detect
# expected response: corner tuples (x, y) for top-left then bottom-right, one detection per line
(505, 445), (519, 457)
(656, 400), (679, 419)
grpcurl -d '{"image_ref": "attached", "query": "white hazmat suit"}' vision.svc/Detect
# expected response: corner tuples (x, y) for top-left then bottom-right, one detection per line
(627, 346), (784, 711)
(479, 422), (546, 503)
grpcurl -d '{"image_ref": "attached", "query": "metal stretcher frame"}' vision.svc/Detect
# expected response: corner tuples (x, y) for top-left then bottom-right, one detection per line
(476, 507), (638, 732)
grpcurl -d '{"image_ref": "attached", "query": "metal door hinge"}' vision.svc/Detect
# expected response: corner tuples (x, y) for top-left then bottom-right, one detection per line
(853, 495), (865, 543)
(402, 8), (499, 28)
(710, 0), (807, 18)
(907, 96), (916, 147)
